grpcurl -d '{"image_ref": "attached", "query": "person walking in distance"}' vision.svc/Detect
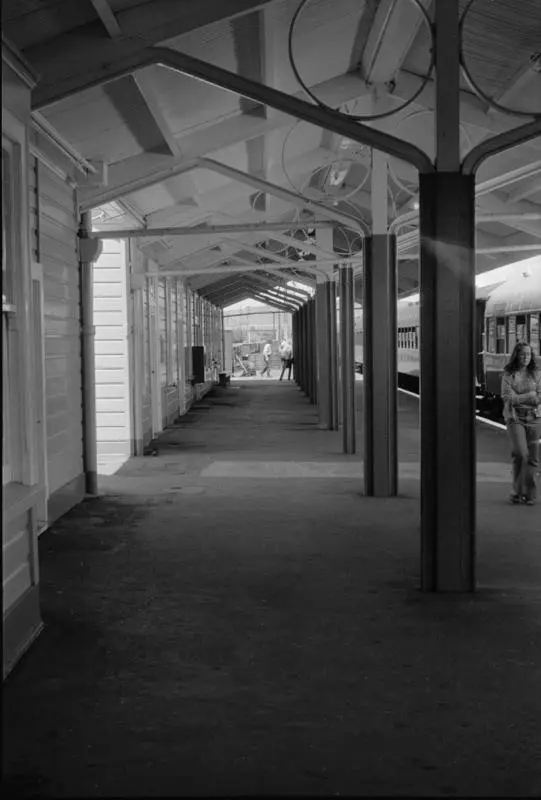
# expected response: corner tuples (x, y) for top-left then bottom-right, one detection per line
(261, 341), (272, 378)
(279, 338), (293, 381)
(501, 341), (541, 505)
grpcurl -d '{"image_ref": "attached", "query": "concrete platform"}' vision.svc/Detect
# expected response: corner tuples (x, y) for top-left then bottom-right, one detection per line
(3, 381), (540, 797)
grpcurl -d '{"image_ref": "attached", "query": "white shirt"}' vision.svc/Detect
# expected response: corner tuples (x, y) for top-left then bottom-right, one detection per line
(279, 341), (292, 359)
(263, 343), (272, 357)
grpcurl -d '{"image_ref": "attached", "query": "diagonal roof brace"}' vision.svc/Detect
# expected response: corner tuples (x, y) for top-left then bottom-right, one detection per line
(35, 45), (433, 173)
(256, 284), (303, 305)
(251, 291), (299, 312)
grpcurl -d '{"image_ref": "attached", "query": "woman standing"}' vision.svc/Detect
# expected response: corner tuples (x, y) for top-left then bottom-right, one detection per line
(501, 342), (541, 505)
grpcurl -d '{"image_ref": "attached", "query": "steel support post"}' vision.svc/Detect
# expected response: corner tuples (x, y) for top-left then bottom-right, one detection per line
(417, 0), (475, 592)
(339, 266), (356, 454)
(294, 309), (300, 386)
(292, 310), (298, 384)
(307, 299), (314, 402)
(419, 173), (476, 593)
(310, 298), (318, 405)
(300, 304), (307, 394)
(328, 279), (339, 431)
(306, 300), (313, 401)
(297, 306), (303, 391)
(315, 278), (332, 428)
(363, 235), (398, 496)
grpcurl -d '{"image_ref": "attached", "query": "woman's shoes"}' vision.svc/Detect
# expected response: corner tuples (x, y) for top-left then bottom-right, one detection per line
(523, 497), (535, 506)
(509, 493), (521, 504)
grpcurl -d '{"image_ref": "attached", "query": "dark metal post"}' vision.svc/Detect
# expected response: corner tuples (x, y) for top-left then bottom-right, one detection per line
(307, 299), (314, 402)
(417, 0), (476, 592)
(292, 310), (298, 385)
(339, 266), (356, 454)
(328, 279), (339, 430)
(301, 303), (308, 394)
(363, 235), (398, 496)
(315, 279), (332, 428)
(310, 298), (318, 405)
(420, 173), (476, 592)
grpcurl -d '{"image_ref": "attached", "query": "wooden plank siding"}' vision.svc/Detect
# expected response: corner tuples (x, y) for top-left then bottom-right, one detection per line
(92, 239), (131, 474)
(2, 512), (32, 612)
(37, 161), (85, 511)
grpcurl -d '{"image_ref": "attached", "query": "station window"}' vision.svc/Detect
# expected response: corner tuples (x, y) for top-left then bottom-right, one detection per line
(496, 317), (506, 354)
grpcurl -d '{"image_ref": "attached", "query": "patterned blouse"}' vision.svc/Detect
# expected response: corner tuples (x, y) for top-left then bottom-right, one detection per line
(501, 369), (541, 421)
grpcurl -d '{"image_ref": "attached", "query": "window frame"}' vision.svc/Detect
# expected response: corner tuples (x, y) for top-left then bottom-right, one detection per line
(2, 136), (20, 485)
(2, 112), (38, 492)
(495, 316), (506, 354)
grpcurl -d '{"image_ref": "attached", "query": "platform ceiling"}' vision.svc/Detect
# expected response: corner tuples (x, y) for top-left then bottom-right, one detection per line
(3, 0), (541, 309)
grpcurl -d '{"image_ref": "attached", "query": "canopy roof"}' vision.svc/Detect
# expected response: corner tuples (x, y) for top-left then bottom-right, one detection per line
(3, 0), (540, 307)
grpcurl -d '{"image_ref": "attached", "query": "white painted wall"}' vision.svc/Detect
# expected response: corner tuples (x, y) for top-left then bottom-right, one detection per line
(93, 239), (131, 475)
(37, 158), (85, 520)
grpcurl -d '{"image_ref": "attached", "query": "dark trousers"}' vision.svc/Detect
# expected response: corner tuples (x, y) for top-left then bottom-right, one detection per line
(279, 358), (292, 381)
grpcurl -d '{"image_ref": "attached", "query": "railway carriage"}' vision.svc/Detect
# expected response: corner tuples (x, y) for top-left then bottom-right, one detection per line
(353, 270), (541, 407)
(482, 271), (541, 396)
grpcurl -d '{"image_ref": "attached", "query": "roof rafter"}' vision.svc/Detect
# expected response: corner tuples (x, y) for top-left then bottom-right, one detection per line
(27, 0), (277, 109)
(360, 0), (430, 84)
(89, 0), (122, 38)
(76, 71), (372, 210)
(133, 69), (183, 158)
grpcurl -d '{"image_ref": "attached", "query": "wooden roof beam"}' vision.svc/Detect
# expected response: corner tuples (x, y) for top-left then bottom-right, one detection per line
(133, 69), (182, 158)
(360, 0), (430, 84)
(89, 0), (122, 38)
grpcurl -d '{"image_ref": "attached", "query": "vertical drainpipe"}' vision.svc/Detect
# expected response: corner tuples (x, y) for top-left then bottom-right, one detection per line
(78, 211), (100, 496)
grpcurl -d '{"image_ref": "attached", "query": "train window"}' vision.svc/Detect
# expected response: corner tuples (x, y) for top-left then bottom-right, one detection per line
(516, 314), (526, 344)
(496, 317), (506, 354)
(507, 315), (516, 353)
(530, 314), (540, 355)
(487, 318), (496, 353)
